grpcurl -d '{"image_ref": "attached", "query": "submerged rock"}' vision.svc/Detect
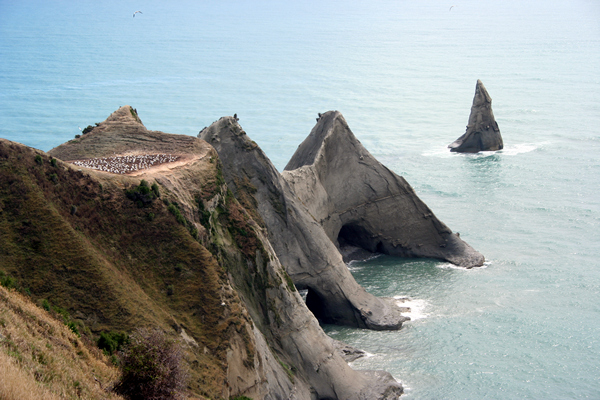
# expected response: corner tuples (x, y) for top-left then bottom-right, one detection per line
(449, 79), (503, 153)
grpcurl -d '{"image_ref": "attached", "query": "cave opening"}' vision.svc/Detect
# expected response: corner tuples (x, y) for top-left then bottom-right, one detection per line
(337, 223), (377, 252)
(305, 287), (328, 322)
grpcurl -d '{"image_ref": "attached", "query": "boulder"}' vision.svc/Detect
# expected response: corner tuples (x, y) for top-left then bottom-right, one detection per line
(449, 79), (503, 153)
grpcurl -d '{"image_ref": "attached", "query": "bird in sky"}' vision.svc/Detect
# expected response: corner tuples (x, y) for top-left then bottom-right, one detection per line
(449, 5), (456, 11)
(133, 10), (142, 17)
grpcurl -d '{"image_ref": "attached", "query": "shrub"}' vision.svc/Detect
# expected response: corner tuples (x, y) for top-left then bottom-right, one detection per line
(125, 180), (157, 207)
(67, 321), (80, 337)
(50, 157), (58, 167)
(0, 271), (16, 289)
(115, 328), (187, 400)
(168, 204), (186, 225)
(151, 182), (160, 198)
(34, 154), (43, 165)
(97, 331), (129, 355)
(81, 125), (94, 134)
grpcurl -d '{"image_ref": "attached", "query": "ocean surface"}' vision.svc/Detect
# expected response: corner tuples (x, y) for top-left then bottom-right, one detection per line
(1, 0), (599, 398)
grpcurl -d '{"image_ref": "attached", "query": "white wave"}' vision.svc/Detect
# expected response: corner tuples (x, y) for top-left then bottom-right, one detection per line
(436, 261), (491, 270)
(421, 146), (454, 158)
(394, 296), (430, 320)
(497, 143), (538, 155)
(422, 142), (545, 158)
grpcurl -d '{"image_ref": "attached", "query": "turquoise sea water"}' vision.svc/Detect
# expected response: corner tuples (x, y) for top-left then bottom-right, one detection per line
(1, 0), (599, 398)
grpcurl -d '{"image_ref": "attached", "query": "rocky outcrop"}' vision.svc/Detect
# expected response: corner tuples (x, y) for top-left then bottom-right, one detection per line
(42, 107), (403, 399)
(200, 117), (409, 331)
(449, 79), (503, 153)
(284, 111), (484, 268)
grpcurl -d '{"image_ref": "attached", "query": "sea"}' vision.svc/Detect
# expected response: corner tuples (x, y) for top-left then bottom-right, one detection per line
(1, 0), (599, 398)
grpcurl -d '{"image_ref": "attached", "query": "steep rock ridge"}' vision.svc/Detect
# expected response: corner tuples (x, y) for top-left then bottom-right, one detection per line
(284, 111), (485, 268)
(29, 107), (404, 399)
(199, 117), (409, 330)
(448, 79), (503, 153)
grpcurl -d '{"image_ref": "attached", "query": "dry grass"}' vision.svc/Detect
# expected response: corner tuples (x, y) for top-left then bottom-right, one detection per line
(0, 285), (124, 400)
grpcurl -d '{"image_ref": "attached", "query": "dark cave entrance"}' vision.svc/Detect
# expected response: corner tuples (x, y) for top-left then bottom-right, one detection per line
(337, 223), (378, 253)
(305, 287), (328, 323)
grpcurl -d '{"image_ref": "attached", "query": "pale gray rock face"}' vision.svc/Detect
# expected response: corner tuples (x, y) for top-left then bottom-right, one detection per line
(449, 79), (504, 153)
(200, 117), (404, 399)
(284, 111), (485, 269)
(199, 117), (409, 331)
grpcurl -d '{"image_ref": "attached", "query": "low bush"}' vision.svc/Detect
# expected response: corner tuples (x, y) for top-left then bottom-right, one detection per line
(97, 331), (129, 355)
(0, 270), (16, 289)
(114, 328), (187, 400)
(125, 180), (158, 207)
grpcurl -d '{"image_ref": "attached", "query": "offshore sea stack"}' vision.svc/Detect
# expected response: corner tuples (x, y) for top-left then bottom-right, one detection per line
(448, 79), (503, 153)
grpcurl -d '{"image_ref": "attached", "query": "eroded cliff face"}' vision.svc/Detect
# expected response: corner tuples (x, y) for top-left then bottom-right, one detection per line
(284, 111), (485, 269)
(199, 117), (409, 331)
(448, 79), (503, 153)
(13, 106), (403, 399)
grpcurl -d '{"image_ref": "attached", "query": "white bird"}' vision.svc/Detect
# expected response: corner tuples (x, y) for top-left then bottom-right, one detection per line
(133, 10), (142, 17)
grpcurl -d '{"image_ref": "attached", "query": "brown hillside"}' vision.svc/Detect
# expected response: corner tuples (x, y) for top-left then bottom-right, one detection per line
(0, 285), (124, 400)
(0, 134), (255, 398)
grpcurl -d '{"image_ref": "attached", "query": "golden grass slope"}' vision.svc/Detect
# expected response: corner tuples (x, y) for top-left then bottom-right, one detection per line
(0, 285), (124, 400)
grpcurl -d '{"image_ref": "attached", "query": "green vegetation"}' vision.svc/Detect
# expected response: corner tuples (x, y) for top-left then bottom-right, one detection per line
(168, 203), (186, 225)
(97, 331), (129, 355)
(284, 271), (296, 292)
(34, 154), (43, 165)
(82, 125), (94, 135)
(125, 179), (159, 207)
(0, 270), (17, 289)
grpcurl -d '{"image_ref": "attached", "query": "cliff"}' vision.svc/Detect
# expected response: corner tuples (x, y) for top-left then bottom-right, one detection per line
(448, 79), (503, 153)
(200, 117), (409, 331)
(200, 111), (483, 332)
(283, 111), (484, 268)
(2, 106), (402, 399)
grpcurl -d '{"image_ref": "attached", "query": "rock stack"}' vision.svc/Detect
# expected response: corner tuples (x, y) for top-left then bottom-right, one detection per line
(449, 79), (503, 153)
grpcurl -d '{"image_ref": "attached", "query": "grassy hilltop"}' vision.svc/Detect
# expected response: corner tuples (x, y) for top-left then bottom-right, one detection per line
(0, 131), (263, 399)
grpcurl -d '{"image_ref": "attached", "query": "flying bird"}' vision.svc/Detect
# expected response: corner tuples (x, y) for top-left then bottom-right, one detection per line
(449, 5), (456, 11)
(133, 10), (142, 17)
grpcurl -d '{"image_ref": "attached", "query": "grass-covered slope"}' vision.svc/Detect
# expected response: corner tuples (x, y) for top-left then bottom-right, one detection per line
(0, 285), (124, 400)
(0, 138), (255, 398)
